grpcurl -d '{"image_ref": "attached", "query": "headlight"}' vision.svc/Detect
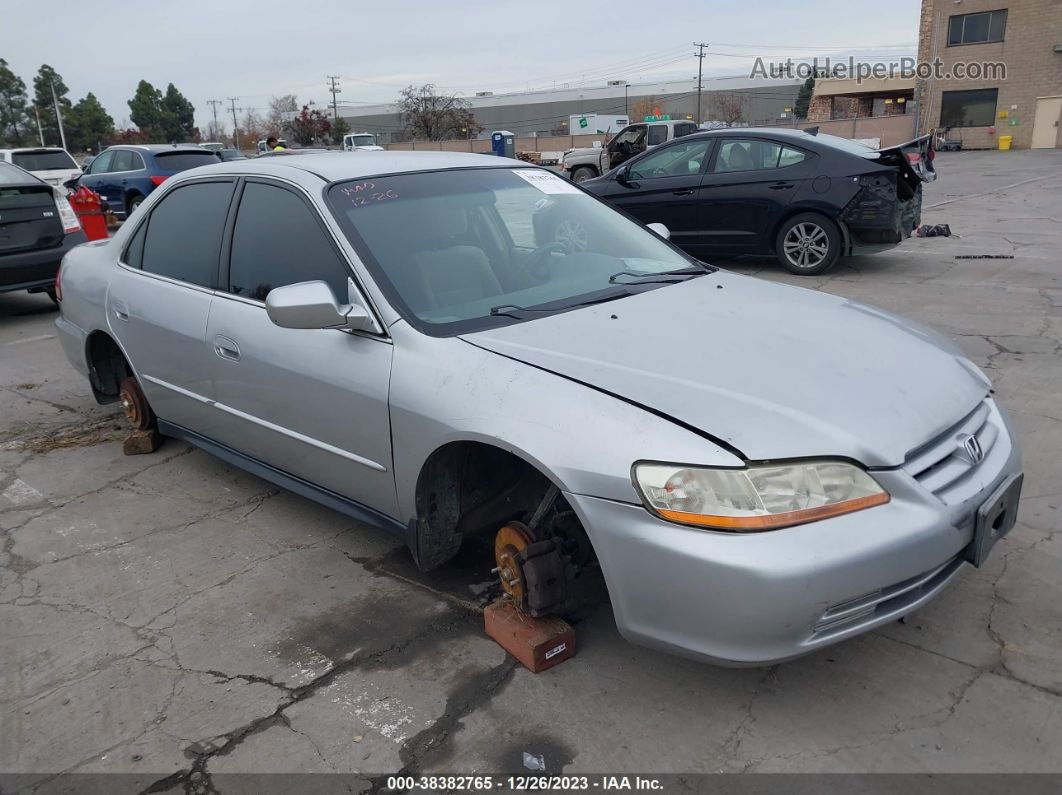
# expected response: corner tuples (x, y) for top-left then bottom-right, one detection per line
(632, 460), (889, 532)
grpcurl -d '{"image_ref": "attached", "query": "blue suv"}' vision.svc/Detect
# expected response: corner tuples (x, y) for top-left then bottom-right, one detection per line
(77, 145), (220, 218)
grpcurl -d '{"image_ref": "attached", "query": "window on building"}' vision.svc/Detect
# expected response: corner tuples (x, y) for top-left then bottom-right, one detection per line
(940, 88), (999, 127)
(947, 9), (1007, 45)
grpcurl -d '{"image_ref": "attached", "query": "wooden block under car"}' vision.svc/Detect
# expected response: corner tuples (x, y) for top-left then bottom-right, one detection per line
(484, 598), (575, 673)
(123, 428), (162, 455)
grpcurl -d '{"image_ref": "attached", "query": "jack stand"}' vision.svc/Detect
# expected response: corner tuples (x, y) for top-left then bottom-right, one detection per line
(484, 596), (575, 673)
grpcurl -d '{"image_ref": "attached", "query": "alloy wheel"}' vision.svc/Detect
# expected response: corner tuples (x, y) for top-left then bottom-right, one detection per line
(782, 222), (830, 270)
(553, 219), (589, 253)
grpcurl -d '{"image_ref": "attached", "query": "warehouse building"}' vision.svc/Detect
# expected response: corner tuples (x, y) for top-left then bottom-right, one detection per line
(336, 74), (803, 142)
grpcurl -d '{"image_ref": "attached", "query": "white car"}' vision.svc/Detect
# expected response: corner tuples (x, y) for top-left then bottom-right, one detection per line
(0, 147), (82, 189)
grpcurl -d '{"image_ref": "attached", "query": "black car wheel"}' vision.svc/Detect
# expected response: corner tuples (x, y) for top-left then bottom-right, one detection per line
(776, 213), (841, 275)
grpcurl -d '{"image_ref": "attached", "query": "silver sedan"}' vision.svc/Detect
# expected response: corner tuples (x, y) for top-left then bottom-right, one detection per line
(54, 152), (1023, 665)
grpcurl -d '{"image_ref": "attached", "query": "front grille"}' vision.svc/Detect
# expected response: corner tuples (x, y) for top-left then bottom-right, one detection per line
(903, 400), (998, 498)
(811, 555), (963, 640)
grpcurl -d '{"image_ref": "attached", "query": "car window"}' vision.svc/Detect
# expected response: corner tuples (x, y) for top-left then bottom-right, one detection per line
(123, 219), (147, 268)
(10, 149), (78, 171)
(647, 125), (668, 146)
(629, 140), (712, 180)
(88, 151), (114, 174)
(0, 161), (42, 185)
(153, 151), (220, 172)
(778, 147), (807, 168)
(141, 181), (233, 287)
(612, 125), (646, 146)
(112, 150), (136, 172)
(227, 181), (350, 302)
(713, 140), (785, 173)
(674, 123), (698, 138)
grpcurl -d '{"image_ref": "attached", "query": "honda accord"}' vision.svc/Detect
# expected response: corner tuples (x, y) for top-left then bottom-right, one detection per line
(55, 152), (1021, 665)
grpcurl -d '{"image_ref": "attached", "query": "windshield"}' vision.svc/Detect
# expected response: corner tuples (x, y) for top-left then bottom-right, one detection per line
(12, 150), (78, 171)
(154, 151), (220, 171)
(327, 167), (703, 335)
(349, 135), (376, 147)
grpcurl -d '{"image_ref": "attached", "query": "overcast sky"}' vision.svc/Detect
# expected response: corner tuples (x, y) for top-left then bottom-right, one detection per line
(3, 0), (920, 132)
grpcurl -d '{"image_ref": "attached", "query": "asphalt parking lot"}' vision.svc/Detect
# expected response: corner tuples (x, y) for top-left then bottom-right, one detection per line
(2, 148), (1062, 790)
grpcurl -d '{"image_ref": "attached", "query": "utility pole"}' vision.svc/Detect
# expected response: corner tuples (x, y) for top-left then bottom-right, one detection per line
(207, 99), (223, 136)
(227, 97), (241, 150)
(694, 42), (708, 125)
(326, 75), (342, 144)
(51, 80), (67, 151)
(34, 107), (44, 146)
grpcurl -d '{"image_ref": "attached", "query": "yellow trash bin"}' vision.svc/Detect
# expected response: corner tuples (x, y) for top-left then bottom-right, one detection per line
(998, 135), (1013, 151)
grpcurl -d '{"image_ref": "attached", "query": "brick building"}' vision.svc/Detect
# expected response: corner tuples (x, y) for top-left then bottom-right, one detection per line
(915, 0), (1062, 149)
(806, 77), (916, 122)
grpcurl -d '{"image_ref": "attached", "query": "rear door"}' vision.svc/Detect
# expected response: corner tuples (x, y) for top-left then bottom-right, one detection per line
(205, 178), (397, 516)
(697, 138), (812, 250)
(604, 138), (714, 245)
(107, 178), (236, 430)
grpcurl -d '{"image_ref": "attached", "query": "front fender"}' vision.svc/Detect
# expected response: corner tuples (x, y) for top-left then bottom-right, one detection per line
(387, 322), (742, 524)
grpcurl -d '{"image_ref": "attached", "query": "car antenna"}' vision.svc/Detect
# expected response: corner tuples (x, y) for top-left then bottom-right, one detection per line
(802, 126), (819, 136)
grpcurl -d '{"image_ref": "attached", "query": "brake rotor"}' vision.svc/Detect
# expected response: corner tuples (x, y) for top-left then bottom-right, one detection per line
(119, 376), (155, 431)
(494, 521), (535, 607)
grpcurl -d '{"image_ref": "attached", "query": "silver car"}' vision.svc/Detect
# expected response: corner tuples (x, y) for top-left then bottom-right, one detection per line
(55, 152), (1023, 666)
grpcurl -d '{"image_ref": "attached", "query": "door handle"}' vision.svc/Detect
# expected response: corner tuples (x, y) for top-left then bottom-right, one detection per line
(213, 335), (241, 361)
(113, 301), (129, 322)
(672, 189), (695, 196)
(769, 182), (795, 190)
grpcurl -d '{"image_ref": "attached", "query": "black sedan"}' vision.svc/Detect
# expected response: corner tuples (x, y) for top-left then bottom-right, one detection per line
(0, 161), (87, 302)
(544, 128), (936, 275)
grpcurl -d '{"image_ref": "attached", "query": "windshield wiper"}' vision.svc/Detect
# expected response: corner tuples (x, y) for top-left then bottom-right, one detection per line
(489, 303), (564, 319)
(608, 266), (710, 285)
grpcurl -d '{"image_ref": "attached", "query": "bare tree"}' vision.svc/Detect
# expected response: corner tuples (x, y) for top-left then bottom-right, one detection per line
(239, 107), (266, 148)
(708, 92), (748, 127)
(204, 119), (227, 142)
(397, 84), (481, 141)
(267, 94), (297, 137)
(629, 95), (661, 122)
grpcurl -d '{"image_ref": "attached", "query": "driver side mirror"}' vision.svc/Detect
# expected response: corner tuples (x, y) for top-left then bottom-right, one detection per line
(646, 223), (670, 240)
(63, 176), (80, 191)
(615, 165), (630, 184)
(265, 280), (376, 332)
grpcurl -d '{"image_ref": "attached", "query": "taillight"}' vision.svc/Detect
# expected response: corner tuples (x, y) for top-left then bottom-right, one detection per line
(54, 192), (81, 234)
(55, 262), (63, 302)
(905, 152), (922, 164)
(149, 175), (168, 186)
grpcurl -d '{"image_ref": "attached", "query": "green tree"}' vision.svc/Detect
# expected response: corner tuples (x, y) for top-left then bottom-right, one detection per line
(0, 59), (29, 145)
(128, 79), (165, 138)
(32, 64), (70, 146)
(794, 75), (816, 120)
(160, 83), (195, 141)
(290, 105), (331, 145)
(65, 93), (115, 153)
(332, 116), (350, 145)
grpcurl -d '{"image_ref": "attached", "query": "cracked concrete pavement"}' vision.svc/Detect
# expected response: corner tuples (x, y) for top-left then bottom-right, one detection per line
(1, 148), (1061, 790)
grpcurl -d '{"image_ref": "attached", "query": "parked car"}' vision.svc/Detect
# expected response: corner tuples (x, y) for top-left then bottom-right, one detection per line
(343, 132), (385, 151)
(0, 147), (82, 189)
(560, 119), (699, 183)
(216, 149), (247, 162)
(75, 144), (220, 218)
(199, 142), (225, 152)
(0, 161), (86, 301)
(55, 152), (1021, 666)
(558, 128), (936, 275)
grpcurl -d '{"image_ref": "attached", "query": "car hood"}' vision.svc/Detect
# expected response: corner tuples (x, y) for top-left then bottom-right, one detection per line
(461, 271), (988, 466)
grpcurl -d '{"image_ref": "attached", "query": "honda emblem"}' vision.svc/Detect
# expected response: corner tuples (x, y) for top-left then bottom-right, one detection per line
(957, 433), (984, 464)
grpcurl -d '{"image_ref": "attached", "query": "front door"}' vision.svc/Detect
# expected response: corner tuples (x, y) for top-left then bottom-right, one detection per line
(205, 178), (397, 517)
(607, 124), (648, 170)
(697, 138), (811, 251)
(1031, 97), (1062, 149)
(80, 150), (120, 212)
(106, 179), (235, 430)
(605, 138), (714, 246)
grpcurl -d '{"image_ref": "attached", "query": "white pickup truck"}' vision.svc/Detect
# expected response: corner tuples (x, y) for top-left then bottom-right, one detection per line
(560, 119), (699, 182)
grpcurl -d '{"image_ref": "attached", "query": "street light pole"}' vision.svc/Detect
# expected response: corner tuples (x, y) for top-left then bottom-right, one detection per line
(51, 80), (67, 151)
(625, 83), (629, 118)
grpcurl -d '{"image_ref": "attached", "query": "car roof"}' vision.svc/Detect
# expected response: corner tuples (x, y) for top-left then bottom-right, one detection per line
(104, 144), (210, 152)
(0, 146), (72, 154)
(188, 150), (520, 182)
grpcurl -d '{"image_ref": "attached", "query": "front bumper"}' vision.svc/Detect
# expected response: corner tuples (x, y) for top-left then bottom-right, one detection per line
(567, 401), (1022, 666)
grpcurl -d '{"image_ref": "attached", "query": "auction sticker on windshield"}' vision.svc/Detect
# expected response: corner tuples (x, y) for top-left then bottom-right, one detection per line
(514, 169), (582, 194)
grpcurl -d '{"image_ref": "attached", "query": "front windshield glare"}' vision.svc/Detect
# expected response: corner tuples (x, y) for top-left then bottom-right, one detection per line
(326, 167), (698, 333)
